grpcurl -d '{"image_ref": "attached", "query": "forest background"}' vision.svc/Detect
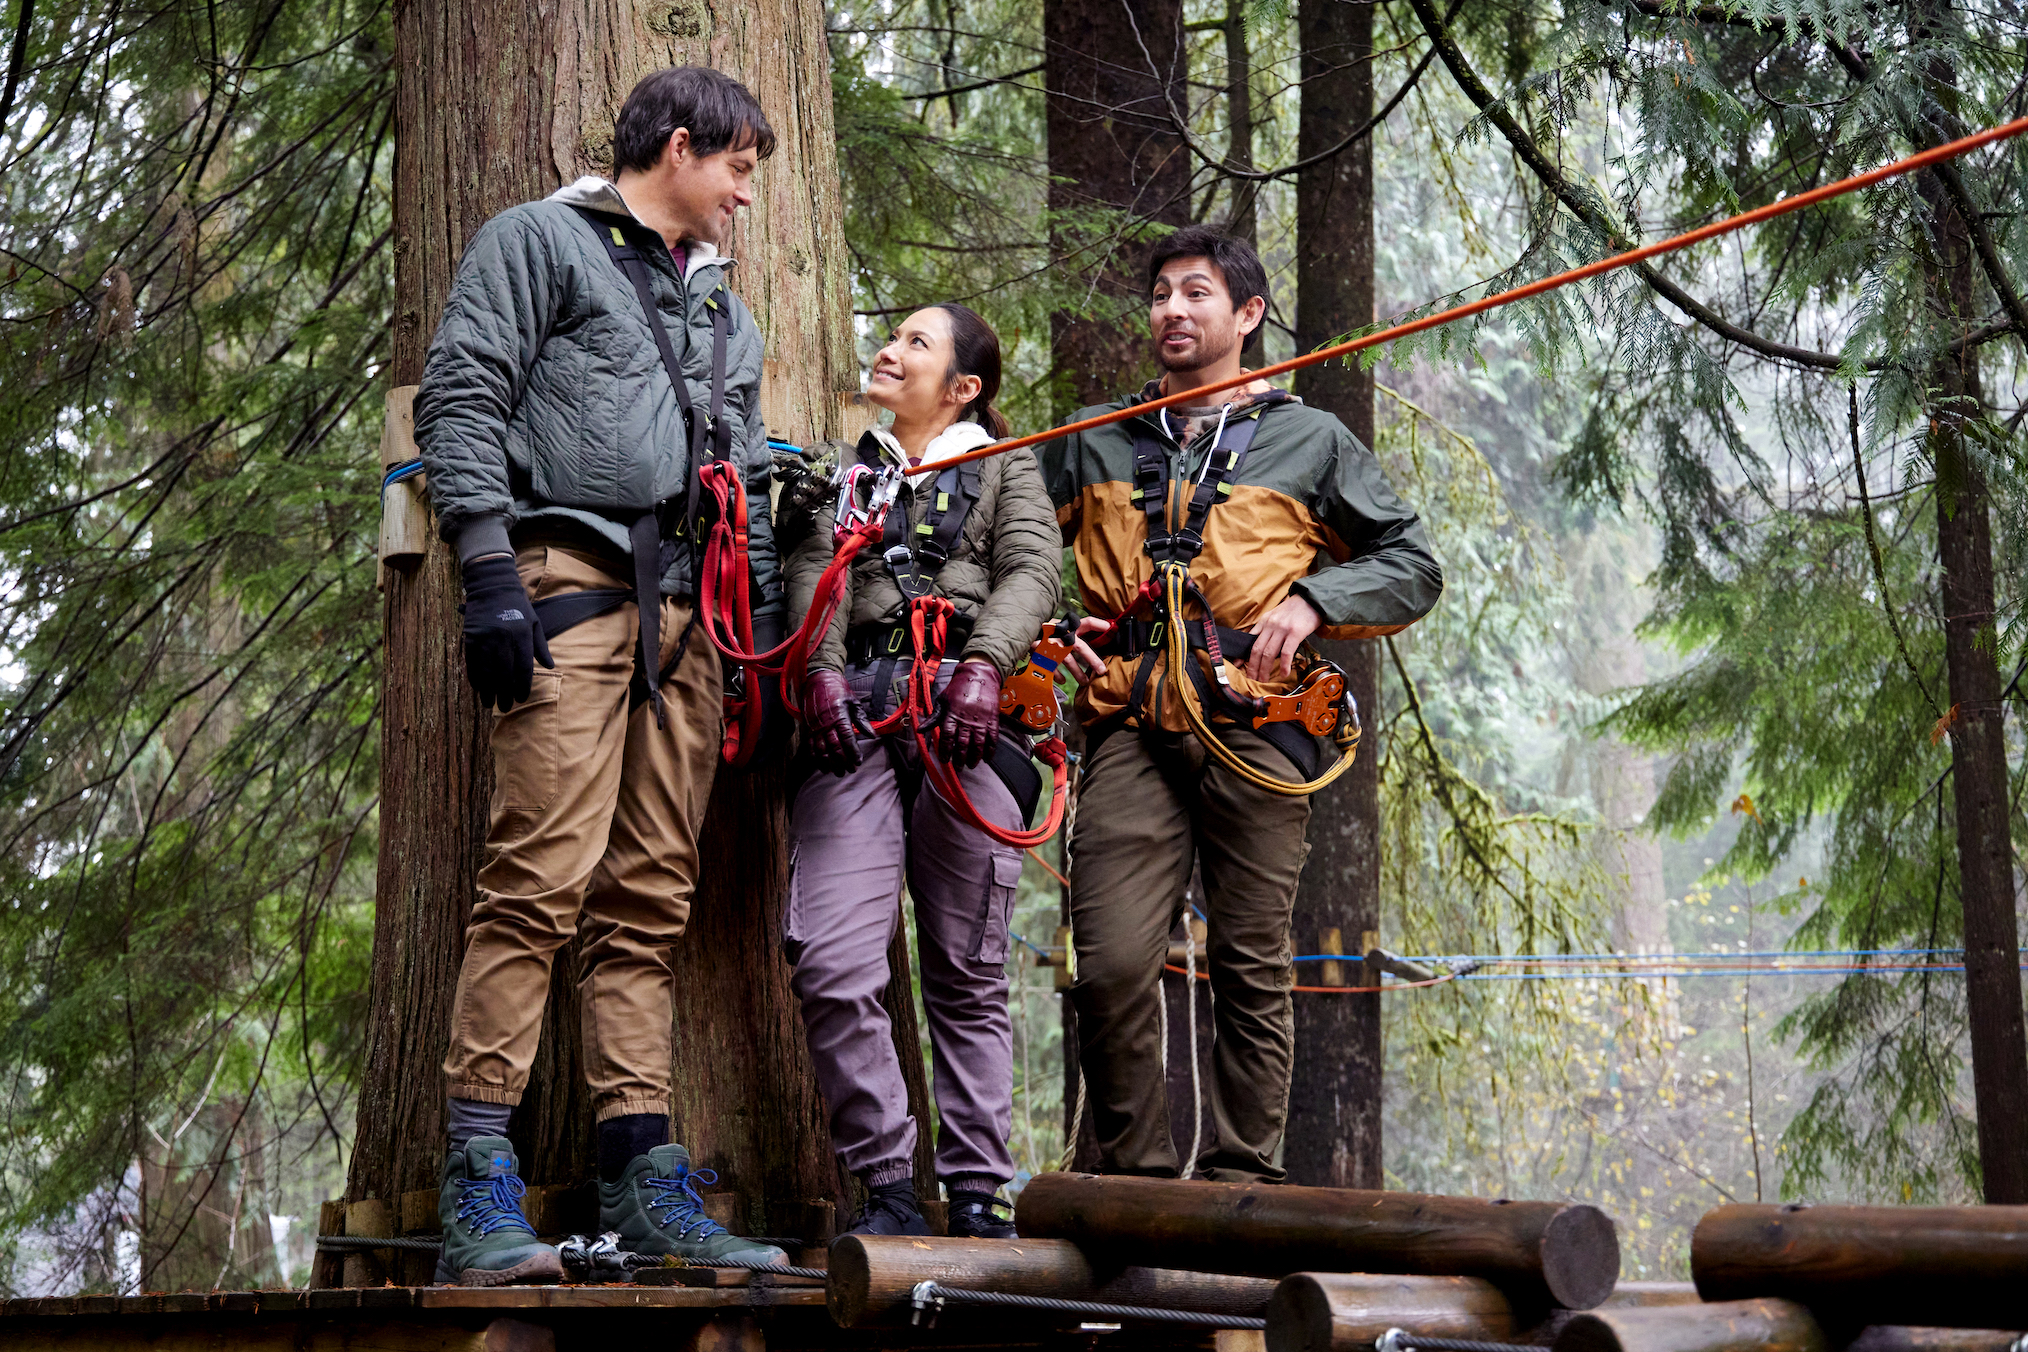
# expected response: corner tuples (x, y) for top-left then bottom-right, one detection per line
(0, 0), (2023, 1297)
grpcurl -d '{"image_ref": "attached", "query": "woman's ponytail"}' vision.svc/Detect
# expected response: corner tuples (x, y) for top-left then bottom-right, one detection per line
(934, 302), (1010, 440)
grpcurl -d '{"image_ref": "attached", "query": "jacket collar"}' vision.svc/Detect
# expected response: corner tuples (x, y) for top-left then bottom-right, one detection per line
(861, 419), (996, 484)
(548, 176), (735, 273)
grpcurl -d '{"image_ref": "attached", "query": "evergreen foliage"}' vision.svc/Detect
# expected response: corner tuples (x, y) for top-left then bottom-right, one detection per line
(0, 0), (391, 1287)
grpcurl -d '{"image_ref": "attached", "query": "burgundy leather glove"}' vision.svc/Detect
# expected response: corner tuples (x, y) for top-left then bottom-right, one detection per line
(938, 660), (1002, 770)
(803, 669), (863, 776)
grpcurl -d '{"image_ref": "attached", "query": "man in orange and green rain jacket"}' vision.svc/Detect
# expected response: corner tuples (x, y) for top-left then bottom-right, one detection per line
(1035, 226), (1443, 1182)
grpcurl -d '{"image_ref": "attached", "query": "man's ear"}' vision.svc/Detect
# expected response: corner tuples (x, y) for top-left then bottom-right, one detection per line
(1236, 294), (1267, 344)
(664, 126), (693, 167)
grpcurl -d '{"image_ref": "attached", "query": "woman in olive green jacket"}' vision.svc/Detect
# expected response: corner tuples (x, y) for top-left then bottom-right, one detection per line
(779, 303), (1058, 1243)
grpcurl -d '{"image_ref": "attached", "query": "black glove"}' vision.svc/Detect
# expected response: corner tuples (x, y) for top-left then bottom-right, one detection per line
(460, 554), (553, 713)
(938, 660), (1002, 770)
(803, 669), (863, 776)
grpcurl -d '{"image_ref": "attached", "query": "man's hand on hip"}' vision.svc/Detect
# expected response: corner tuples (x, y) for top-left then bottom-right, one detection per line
(460, 553), (553, 712)
(1243, 594), (1321, 682)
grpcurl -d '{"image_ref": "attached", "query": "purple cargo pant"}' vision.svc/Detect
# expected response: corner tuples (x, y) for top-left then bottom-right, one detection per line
(785, 658), (1024, 1192)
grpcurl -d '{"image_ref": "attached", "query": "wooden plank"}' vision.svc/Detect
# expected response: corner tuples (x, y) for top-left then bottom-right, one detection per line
(217, 1292), (260, 1313)
(158, 1292), (212, 1313)
(259, 1289), (307, 1313)
(344, 1198), (395, 1288)
(635, 1265), (824, 1289)
(76, 1295), (120, 1316)
(114, 1295), (161, 1315)
(308, 1287), (362, 1310)
(311, 1197), (347, 1289)
(401, 1188), (440, 1234)
(360, 1285), (419, 1309)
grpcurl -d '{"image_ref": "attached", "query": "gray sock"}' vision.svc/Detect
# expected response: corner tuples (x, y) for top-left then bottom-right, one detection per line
(446, 1097), (514, 1156)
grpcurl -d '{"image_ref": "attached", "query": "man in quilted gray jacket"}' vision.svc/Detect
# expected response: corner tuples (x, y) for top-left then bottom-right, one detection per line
(414, 66), (784, 1285)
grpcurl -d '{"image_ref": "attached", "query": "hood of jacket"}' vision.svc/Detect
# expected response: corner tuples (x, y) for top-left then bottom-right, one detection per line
(548, 176), (732, 274)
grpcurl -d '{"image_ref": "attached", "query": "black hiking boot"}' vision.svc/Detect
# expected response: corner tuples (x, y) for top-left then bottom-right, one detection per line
(946, 1189), (1017, 1239)
(847, 1180), (931, 1236)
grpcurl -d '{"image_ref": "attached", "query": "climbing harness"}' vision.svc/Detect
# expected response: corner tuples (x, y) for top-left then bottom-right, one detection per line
(1077, 397), (1363, 797)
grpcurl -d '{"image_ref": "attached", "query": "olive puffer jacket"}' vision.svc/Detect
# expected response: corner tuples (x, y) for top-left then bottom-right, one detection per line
(785, 421), (1061, 680)
(415, 177), (779, 612)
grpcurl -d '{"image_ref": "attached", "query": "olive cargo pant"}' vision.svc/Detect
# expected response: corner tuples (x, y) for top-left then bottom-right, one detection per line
(786, 658), (1024, 1191)
(1067, 724), (1311, 1182)
(443, 542), (723, 1124)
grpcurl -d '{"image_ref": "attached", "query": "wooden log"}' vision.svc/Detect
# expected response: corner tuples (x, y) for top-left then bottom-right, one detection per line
(378, 384), (428, 567)
(1015, 1172), (1621, 1309)
(342, 1197), (392, 1288)
(1267, 1274), (1514, 1352)
(1557, 1298), (1826, 1352)
(1691, 1203), (2028, 1329)
(1605, 1284), (1702, 1308)
(1845, 1329), (2027, 1352)
(827, 1234), (1279, 1328)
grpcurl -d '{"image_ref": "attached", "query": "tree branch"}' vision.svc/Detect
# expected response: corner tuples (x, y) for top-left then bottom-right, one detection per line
(910, 62), (1044, 101)
(0, 0), (31, 132)
(1409, 0), (1851, 369)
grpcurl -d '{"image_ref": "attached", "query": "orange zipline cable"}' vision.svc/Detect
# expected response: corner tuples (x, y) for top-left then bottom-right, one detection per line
(925, 113), (2028, 472)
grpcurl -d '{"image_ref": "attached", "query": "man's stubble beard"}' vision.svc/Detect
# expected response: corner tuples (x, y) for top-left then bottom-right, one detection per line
(1154, 325), (1237, 376)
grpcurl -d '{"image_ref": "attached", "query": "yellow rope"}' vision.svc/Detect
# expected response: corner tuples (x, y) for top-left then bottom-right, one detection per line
(1158, 565), (1361, 797)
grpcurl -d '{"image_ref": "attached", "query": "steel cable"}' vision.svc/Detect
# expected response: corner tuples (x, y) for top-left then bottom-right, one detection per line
(913, 1282), (1266, 1329)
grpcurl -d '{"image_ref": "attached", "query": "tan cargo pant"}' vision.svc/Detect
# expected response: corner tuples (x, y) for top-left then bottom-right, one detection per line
(1067, 724), (1311, 1182)
(442, 541), (723, 1124)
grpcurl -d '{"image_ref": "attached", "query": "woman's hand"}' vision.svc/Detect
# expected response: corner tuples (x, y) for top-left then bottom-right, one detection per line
(1244, 595), (1321, 682)
(1049, 616), (1114, 682)
(803, 669), (863, 776)
(938, 660), (1003, 769)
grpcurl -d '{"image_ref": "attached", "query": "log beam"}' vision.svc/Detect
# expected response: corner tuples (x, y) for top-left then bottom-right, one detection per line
(1691, 1203), (2028, 1329)
(1267, 1274), (1513, 1352)
(1014, 1173), (1621, 1309)
(1555, 1298), (1825, 1352)
(827, 1234), (1278, 1328)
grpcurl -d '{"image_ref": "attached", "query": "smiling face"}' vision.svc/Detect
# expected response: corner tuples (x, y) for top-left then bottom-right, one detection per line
(661, 128), (759, 245)
(1149, 256), (1266, 375)
(865, 307), (981, 429)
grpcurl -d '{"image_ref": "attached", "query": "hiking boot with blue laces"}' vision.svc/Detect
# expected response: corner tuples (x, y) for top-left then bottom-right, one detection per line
(846, 1180), (931, 1236)
(946, 1189), (1017, 1239)
(598, 1143), (787, 1266)
(434, 1136), (565, 1286)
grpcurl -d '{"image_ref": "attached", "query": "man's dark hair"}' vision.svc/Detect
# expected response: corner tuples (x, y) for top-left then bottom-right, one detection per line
(1146, 225), (1271, 354)
(613, 66), (777, 175)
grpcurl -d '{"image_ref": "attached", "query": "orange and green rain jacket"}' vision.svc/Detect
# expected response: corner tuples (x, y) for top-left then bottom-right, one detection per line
(1035, 379), (1444, 732)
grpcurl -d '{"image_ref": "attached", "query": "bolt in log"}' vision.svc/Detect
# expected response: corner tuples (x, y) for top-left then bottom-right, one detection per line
(1267, 1274), (1514, 1352)
(1691, 1204), (2028, 1330)
(1013, 1173), (1621, 1310)
(827, 1234), (1278, 1328)
(1556, 1299), (1825, 1352)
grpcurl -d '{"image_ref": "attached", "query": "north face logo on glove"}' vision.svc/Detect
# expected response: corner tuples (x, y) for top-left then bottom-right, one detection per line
(495, 608), (525, 622)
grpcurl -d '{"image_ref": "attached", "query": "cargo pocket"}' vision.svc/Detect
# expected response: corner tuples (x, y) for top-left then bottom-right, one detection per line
(492, 669), (563, 812)
(971, 851), (1022, 964)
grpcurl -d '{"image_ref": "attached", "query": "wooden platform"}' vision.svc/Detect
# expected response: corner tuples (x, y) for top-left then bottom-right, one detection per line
(0, 1281), (1261, 1352)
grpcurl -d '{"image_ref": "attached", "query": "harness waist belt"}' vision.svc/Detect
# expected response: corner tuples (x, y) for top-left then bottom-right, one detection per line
(844, 613), (978, 666)
(1092, 617), (1256, 663)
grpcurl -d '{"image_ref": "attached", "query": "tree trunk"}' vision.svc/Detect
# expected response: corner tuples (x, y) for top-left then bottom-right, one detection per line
(1916, 47), (2028, 1206)
(1043, 0), (1189, 414)
(1286, 0), (1382, 1190)
(1223, 0), (1258, 249)
(352, 0), (873, 1237)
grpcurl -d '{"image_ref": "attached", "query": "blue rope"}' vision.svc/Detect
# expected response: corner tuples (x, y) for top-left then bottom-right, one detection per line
(765, 438), (804, 455)
(647, 1166), (728, 1241)
(455, 1173), (535, 1237)
(383, 458), (425, 489)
